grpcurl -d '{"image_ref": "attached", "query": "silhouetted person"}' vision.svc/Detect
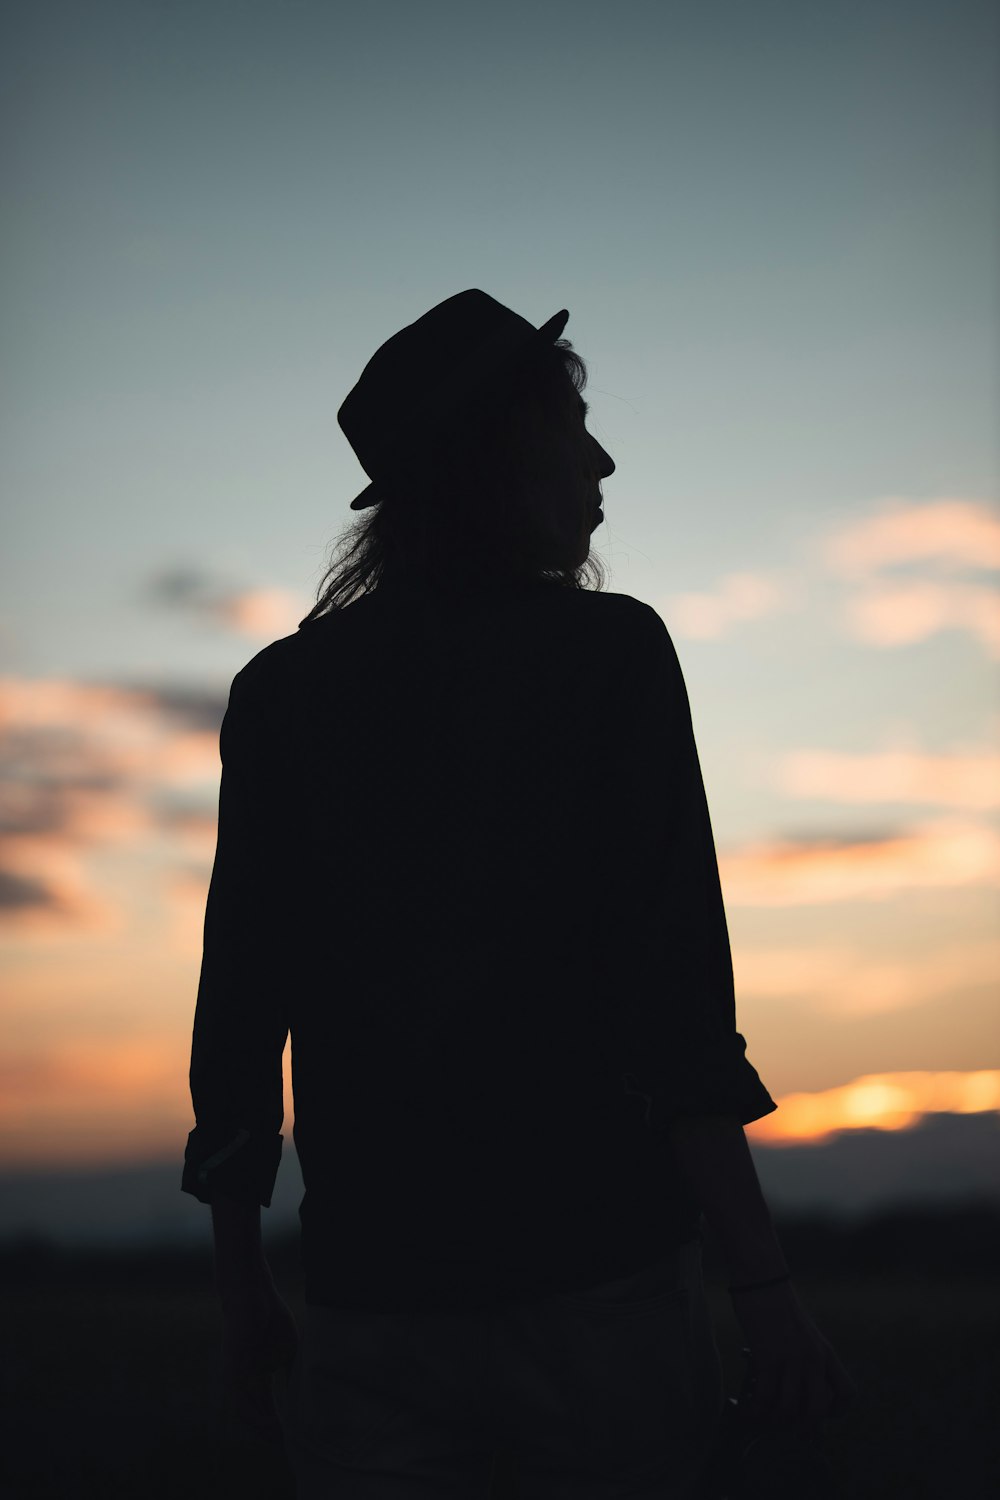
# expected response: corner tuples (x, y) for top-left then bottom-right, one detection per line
(182, 290), (856, 1496)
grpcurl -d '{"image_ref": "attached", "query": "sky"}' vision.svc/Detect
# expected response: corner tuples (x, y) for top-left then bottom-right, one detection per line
(1, 0), (999, 1204)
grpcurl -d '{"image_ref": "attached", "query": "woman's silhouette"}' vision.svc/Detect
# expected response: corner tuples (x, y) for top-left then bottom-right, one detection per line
(182, 290), (856, 1496)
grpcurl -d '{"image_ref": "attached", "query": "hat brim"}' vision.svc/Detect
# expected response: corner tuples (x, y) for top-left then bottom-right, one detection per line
(349, 481), (379, 511)
(348, 306), (570, 511)
(537, 308), (570, 343)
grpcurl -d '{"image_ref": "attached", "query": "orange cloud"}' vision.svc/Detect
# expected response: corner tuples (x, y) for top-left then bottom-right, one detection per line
(777, 744), (1000, 810)
(747, 1070), (1000, 1144)
(718, 818), (1000, 906)
(0, 1043), (194, 1167)
(0, 1034), (294, 1168)
(0, 1038), (182, 1106)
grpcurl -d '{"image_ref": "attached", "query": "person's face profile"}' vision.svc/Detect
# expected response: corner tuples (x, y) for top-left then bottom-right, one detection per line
(492, 368), (616, 570)
(567, 394), (613, 567)
(577, 394), (614, 510)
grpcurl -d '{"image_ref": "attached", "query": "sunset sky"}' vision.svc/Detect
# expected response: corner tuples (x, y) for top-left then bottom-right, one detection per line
(2, 0), (998, 1196)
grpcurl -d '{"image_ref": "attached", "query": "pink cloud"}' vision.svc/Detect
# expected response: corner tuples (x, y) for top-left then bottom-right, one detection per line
(822, 498), (1000, 578)
(143, 564), (306, 639)
(661, 570), (797, 640)
(0, 834), (125, 938)
(0, 675), (222, 941)
(210, 586), (305, 639)
(841, 577), (1000, 656)
(815, 498), (1000, 656)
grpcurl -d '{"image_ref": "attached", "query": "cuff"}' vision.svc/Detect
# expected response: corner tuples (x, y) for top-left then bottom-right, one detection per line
(622, 1032), (778, 1133)
(181, 1126), (283, 1207)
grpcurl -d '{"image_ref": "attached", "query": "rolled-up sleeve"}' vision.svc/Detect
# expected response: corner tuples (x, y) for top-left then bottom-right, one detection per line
(181, 664), (289, 1207)
(607, 604), (778, 1134)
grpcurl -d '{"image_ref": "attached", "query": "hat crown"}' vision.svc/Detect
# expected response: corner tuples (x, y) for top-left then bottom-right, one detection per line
(337, 291), (569, 506)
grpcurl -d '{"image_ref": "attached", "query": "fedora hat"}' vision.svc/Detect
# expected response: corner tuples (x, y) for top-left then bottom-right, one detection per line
(338, 290), (570, 511)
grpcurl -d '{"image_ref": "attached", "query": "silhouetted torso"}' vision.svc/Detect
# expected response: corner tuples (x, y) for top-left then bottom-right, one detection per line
(182, 573), (776, 1312)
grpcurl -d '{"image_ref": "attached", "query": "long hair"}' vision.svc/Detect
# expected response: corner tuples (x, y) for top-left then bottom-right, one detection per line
(298, 338), (607, 624)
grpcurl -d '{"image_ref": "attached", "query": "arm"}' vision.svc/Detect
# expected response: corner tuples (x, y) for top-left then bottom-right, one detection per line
(607, 606), (779, 1138)
(211, 1196), (271, 1299)
(181, 665), (289, 1289)
(615, 611), (858, 1424)
(179, 663), (302, 1447)
(211, 1194), (298, 1447)
(666, 1112), (861, 1426)
(663, 1113), (788, 1284)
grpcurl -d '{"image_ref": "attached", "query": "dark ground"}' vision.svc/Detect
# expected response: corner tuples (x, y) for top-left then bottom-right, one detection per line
(1, 1200), (998, 1499)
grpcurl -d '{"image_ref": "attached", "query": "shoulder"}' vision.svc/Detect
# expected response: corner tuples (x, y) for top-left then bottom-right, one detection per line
(227, 588), (677, 693)
(571, 588), (681, 668)
(224, 627), (321, 721)
(584, 588), (667, 631)
(535, 584), (669, 636)
(558, 585), (665, 627)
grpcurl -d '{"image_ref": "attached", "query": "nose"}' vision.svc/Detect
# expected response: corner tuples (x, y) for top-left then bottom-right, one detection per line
(591, 436), (615, 479)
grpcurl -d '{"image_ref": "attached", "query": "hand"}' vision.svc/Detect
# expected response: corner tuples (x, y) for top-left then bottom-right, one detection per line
(730, 1280), (859, 1431)
(218, 1273), (299, 1445)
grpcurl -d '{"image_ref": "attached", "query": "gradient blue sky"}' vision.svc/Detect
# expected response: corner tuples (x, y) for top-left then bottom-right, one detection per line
(1, 0), (998, 1171)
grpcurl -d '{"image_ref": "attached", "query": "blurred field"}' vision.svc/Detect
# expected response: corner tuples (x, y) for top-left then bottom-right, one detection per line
(1, 1202), (998, 1499)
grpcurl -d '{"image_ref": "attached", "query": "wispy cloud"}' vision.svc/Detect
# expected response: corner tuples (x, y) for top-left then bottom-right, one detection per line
(0, 837), (124, 937)
(0, 676), (223, 937)
(840, 577), (1000, 655)
(734, 937), (1000, 1017)
(718, 818), (1000, 905)
(657, 497), (1000, 651)
(661, 570), (799, 640)
(0, 1035), (200, 1165)
(821, 498), (1000, 578)
(819, 498), (1000, 657)
(141, 563), (306, 639)
(776, 744), (1000, 810)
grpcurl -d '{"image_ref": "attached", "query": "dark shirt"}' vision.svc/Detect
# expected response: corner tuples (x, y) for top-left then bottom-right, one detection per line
(181, 573), (777, 1312)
